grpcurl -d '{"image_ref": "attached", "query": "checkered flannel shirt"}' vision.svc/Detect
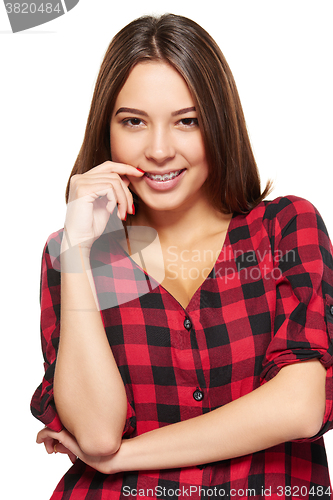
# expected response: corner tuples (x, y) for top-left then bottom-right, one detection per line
(31, 196), (333, 499)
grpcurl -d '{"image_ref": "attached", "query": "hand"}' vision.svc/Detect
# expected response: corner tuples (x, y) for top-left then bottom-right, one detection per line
(37, 427), (77, 465)
(36, 427), (123, 475)
(63, 161), (144, 250)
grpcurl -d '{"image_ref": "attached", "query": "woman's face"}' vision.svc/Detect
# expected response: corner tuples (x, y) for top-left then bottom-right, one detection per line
(110, 61), (209, 213)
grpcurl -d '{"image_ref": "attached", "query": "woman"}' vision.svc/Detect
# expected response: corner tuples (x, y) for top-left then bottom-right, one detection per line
(32, 13), (333, 499)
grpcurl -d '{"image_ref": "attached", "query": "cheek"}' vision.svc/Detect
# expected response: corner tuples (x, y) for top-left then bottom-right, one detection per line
(184, 134), (207, 164)
(110, 131), (141, 164)
(189, 142), (209, 184)
(110, 127), (129, 161)
(187, 143), (208, 179)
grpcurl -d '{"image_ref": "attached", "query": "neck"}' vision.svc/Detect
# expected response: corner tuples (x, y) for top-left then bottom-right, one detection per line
(131, 196), (232, 247)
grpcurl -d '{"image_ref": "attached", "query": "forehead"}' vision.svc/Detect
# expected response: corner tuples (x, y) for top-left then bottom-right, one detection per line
(114, 61), (195, 108)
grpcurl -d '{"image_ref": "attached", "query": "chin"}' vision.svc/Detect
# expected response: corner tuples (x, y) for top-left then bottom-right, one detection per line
(141, 194), (198, 214)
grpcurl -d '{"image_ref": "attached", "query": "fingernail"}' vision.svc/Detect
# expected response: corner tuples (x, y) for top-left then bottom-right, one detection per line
(124, 213), (127, 221)
(136, 167), (145, 173)
(132, 204), (135, 215)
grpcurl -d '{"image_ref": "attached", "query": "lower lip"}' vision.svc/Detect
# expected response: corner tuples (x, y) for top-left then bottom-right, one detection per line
(143, 169), (186, 191)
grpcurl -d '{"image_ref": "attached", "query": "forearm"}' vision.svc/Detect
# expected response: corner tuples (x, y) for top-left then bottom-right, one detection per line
(54, 242), (127, 456)
(114, 360), (326, 472)
(40, 360), (326, 474)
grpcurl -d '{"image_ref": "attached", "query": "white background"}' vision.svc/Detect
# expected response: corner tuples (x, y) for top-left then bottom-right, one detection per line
(1, 1), (332, 498)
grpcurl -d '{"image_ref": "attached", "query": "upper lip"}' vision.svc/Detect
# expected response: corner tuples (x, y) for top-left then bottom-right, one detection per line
(143, 168), (185, 175)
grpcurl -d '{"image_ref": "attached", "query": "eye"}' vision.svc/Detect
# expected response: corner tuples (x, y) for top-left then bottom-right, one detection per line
(178, 118), (199, 128)
(122, 118), (144, 128)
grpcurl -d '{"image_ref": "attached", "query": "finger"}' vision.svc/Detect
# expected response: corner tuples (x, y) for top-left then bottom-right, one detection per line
(86, 161), (145, 178)
(80, 171), (133, 190)
(82, 184), (128, 219)
(55, 443), (77, 464)
(39, 429), (81, 459)
(42, 437), (56, 454)
(104, 179), (133, 219)
(36, 427), (57, 443)
(69, 453), (77, 465)
(37, 428), (66, 448)
(91, 181), (132, 219)
(73, 174), (127, 184)
(52, 431), (82, 458)
(81, 176), (134, 215)
(70, 178), (133, 218)
(92, 190), (117, 216)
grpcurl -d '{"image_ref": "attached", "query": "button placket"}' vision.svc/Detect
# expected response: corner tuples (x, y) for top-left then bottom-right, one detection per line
(182, 316), (205, 404)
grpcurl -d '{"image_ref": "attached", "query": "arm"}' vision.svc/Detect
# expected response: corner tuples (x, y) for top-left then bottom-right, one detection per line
(52, 162), (143, 456)
(54, 241), (128, 456)
(39, 358), (326, 472)
(113, 359), (326, 472)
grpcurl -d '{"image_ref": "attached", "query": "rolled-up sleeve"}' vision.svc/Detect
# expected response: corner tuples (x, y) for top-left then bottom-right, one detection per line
(30, 230), (136, 436)
(30, 231), (63, 431)
(260, 196), (333, 440)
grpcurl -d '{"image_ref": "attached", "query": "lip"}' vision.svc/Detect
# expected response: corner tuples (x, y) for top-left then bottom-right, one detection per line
(143, 168), (186, 191)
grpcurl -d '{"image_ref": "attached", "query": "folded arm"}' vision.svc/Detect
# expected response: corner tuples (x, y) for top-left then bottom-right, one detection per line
(38, 358), (326, 473)
(53, 242), (128, 457)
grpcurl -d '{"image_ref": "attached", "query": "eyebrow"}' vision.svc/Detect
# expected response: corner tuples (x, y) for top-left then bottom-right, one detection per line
(171, 106), (196, 117)
(115, 106), (196, 117)
(115, 107), (148, 117)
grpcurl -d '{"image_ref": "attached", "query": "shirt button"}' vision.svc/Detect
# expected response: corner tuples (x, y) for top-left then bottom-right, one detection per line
(184, 318), (192, 330)
(330, 305), (333, 316)
(193, 389), (204, 401)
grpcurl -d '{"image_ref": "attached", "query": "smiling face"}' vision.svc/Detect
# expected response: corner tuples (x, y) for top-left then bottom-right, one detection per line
(110, 61), (210, 214)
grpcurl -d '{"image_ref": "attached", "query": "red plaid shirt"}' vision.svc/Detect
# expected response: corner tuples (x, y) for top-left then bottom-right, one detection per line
(31, 196), (333, 499)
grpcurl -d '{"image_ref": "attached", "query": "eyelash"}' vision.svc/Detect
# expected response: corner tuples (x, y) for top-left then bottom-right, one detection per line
(178, 118), (198, 127)
(122, 118), (143, 127)
(121, 118), (199, 128)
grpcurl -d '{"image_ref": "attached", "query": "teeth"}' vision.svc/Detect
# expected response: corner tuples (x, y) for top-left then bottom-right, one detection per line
(146, 169), (183, 181)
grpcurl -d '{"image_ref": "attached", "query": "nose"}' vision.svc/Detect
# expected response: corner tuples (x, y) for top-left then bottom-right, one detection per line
(145, 126), (176, 165)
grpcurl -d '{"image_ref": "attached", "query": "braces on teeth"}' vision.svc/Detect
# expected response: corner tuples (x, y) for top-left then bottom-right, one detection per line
(146, 170), (182, 181)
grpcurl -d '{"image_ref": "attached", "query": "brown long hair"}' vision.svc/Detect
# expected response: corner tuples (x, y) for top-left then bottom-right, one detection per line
(65, 13), (272, 213)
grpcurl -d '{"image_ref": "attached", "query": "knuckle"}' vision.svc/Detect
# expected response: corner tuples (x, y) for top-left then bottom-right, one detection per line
(108, 178), (121, 189)
(69, 175), (82, 192)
